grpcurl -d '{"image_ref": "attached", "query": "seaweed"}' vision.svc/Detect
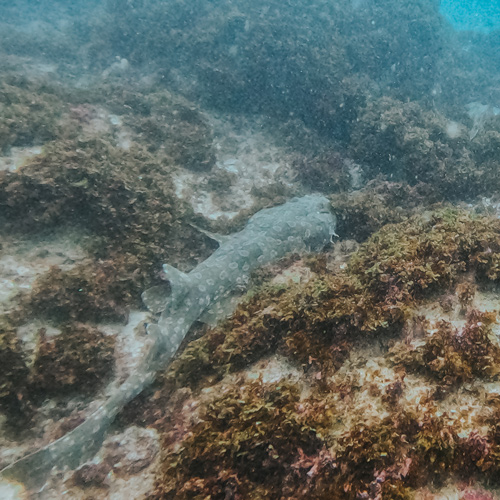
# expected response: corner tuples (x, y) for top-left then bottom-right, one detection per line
(31, 323), (116, 395)
(348, 97), (500, 199)
(0, 315), (31, 425)
(330, 180), (439, 242)
(151, 380), (329, 499)
(0, 77), (67, 152)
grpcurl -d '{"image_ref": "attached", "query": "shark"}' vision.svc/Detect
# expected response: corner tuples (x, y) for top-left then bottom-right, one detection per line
(0, 194), (337, 490)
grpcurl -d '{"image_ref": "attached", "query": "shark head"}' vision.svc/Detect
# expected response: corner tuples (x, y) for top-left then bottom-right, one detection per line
(286, 194), (337, 250)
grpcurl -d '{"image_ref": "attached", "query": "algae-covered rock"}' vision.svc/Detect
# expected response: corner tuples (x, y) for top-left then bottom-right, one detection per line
(0, 316), (30, 424)
(1, 135), (213, 317)
(348, 97), (500, 200)
(330, 180), (439, 241)
(390, 310), (500, 388)
(94, 0), (446, 140)
(0, 77), (66, 153)
(32, 323), (115, 395)
(151, 381), (327, 499)
(21, 261), (134, 324)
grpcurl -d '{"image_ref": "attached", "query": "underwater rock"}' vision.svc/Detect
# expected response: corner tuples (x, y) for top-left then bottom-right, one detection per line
(0, 317), (30, 426)
(31, 323), (116, 395)
(0, 195), (336, 489)
(101, 426), (160, 476)
(72, 427), (159, 488)
(72, 462), (111, 488)
(0, 77), (65, 153)
(466, 102), (500, 140)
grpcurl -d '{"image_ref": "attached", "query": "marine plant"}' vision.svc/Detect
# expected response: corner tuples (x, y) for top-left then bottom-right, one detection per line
(31, 323), (116, 395)
(151, 380), (330, 499)
(21, 259), (140, 324)
(348, 97), (500, 200)
(0, 315), (31, 425)
(167, 208), (500, 391)
(1, 135), (215, 323)
(348, 209), (500, 301)
(291, 150), (351, 193)
(330, 179), (439, 241)
(0, 76), (67, 152)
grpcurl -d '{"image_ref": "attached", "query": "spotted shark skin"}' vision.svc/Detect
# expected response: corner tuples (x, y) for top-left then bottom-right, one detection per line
(0, 194), (336, 489)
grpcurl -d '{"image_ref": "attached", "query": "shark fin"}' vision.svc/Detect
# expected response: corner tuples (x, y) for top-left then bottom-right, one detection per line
(162, 263), (192, 300)
(162, 263), (190, 286)
(198, 293), (242, 327)
(190, 224), (230, 246)
(142, 264), (191, 313)
(141, 284), (170, 314)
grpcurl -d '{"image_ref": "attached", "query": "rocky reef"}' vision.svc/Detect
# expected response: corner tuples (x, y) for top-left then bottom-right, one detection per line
(2, 0), (500, 498)
(143, 208), (500, 499)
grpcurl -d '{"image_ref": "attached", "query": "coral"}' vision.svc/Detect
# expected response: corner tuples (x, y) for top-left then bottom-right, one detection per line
(31, 323), (115, 395)
(0, 137), (180, 238)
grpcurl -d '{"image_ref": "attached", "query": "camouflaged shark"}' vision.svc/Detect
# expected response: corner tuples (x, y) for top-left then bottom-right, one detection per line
(0, 194), (337, 489)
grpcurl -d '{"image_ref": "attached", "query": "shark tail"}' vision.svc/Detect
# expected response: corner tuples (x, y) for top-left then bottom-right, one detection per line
(0, 326), (164, 490)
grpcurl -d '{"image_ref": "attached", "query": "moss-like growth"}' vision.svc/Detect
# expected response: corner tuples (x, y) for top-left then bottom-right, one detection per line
(32, 323), (115, 395)
(167, 270), (400, 391)
(0, 137), (178, 236)
(291, 151), (351, 193)
(151, 206), (500, 498)
(391, 310), (500, 388)
(94, 0), (447, 141)
(151, 382), (476, 498)
(330, 180), (439, 241)
(456, 281), (478, 310)
(0, 316), (31, 424)
(347, 97), (500, 199)
(0, 76), (66, 152)
(166, 208), (500, 393)
(21, 259), (139, 324)
(127, 105), (216, 172)
(349, 209), (500, 301)
(151, 380), (328, 499)
(1, 136), (213, 320)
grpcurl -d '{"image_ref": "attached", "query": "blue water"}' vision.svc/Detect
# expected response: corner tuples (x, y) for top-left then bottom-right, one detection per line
(440, 0), (500, 32)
